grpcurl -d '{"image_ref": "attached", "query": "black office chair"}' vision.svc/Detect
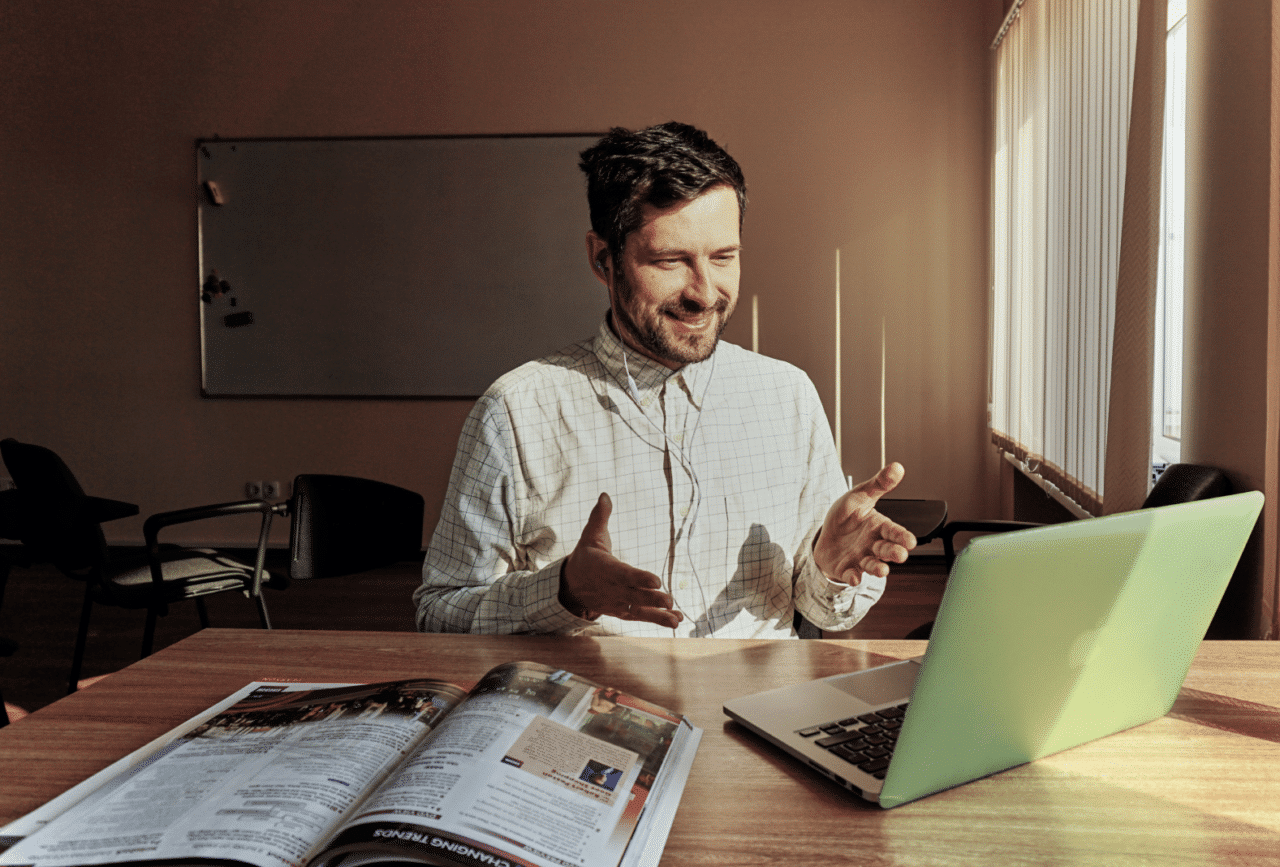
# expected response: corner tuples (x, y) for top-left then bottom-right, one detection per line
(0, 438), (283, 693)
(905, 463), (1232, 639)
(275, 474), (425, 581)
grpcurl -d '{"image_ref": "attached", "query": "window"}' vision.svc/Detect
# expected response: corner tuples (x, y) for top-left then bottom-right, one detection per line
(1152, 0), (1187, 475)
(990, 0), (1156, 516)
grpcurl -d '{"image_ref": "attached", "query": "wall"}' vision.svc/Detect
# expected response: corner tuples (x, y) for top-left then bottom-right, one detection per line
(1184, 0), (1279, 638)
(0, 0), (1002, 549)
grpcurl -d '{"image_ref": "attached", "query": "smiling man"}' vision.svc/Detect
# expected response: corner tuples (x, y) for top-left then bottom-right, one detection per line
(414, 122), (915, 638)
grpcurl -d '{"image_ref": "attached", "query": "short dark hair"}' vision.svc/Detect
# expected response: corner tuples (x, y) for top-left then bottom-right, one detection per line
(579, 122), (747, 261)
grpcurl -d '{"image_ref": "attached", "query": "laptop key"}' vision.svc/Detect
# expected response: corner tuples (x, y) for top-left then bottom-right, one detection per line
(814, 729), (869, 748)
(839, 737), (870, 753)
(858, 756), (892, 775)
(797, 726), (822, 737)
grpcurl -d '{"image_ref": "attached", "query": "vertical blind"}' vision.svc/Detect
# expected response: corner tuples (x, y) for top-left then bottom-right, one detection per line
(991, 0), (1163, 516)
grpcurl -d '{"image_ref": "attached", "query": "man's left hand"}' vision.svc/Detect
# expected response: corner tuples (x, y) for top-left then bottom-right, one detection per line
(813, 462), (916, 585)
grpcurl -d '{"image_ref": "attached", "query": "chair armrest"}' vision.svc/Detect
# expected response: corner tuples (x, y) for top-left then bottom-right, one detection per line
(878, 498), (949, 544)
(938, 520), (1044, 539)
(143, 500), (275, 595)
(142, 499), (274, 541)
(938, 520), (1046, 568)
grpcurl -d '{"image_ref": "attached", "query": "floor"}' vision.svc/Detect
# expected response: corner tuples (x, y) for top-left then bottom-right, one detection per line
(0, 552), (947, 724)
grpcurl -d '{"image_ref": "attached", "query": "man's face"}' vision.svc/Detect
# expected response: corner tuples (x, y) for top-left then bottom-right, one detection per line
(593, 184), (741, 369)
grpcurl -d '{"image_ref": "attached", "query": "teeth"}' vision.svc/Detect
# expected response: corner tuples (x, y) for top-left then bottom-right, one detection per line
(672, 313), (709, 326)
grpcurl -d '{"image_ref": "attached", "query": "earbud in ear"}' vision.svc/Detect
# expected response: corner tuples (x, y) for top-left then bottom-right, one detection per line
(596, 256), (608, 273)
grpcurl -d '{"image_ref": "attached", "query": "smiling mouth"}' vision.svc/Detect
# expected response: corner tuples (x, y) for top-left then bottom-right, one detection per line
(662, 299), (726, 331)
(667, 310), (714, 330)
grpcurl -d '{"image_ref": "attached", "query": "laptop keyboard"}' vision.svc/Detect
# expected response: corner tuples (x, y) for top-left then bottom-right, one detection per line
(797, 703), (908, 779)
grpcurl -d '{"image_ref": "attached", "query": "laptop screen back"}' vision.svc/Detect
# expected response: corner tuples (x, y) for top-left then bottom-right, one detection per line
(879, 491), (1263, 807)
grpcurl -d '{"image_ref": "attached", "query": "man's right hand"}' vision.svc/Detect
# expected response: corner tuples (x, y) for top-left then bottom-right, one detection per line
(559, 492), (683, 629)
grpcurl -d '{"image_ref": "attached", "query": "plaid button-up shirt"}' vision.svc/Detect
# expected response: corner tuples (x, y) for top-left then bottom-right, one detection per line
(415, 319), (884, 637)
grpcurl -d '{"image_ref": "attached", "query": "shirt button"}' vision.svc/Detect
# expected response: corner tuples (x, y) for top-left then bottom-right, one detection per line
(673, 432), (684, 443)
(679, 580), (689, 590)
(679, 506), (689, 517)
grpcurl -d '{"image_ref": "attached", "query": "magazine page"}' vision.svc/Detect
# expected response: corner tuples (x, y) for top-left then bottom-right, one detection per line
(0, 679), (467, 867)
(0, 681), (285, 848)
(315, 662), (698, 867)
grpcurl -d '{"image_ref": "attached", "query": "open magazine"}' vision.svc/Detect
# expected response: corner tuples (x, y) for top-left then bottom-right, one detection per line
(0, 662), (701, 867)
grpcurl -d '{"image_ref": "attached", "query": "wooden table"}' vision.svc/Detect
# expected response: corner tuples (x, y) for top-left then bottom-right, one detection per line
(2, 631), (1279, 865)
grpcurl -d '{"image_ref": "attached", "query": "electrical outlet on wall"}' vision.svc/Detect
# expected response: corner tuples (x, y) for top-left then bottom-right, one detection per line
(245, 481), (263, 498)
(262, 480), (281, 500)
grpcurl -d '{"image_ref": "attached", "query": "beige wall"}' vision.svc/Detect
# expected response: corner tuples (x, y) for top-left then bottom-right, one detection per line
(0, 0), (1002, 548)
(1183, 0), (1279, 638)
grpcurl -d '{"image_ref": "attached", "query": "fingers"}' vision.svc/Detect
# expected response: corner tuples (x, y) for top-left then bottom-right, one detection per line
(609, 575), (678, 620)
(619, 587), (683, 629)
(871, 535), (915, 562)
(878, 520), (917, 552)
(578, 492), (613, 551)
(853, 461), (906, 501)
(565, 491), (685, 628)
(631, 606), (683, 629)
(815, 487), (917, 587)
(859, 539), (913, 577)
(592, 571), (681, 627)
(841, 536), (911, 582)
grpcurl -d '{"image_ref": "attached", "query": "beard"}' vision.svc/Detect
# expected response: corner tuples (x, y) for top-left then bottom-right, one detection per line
(611, 269), (735, 367)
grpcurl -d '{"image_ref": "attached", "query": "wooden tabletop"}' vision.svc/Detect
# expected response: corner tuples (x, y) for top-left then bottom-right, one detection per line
(3, 630), (1279, 865)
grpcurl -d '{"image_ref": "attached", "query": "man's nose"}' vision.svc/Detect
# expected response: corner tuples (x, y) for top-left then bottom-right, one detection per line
(683, 259), (718, 308)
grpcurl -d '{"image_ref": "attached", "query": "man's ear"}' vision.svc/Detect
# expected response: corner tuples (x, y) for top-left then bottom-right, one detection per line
(586, 232), (611, 286)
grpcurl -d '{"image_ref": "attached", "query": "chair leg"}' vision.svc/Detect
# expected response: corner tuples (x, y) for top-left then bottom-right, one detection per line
(141, 607), (159, 658)
(69, 587), (95, 694)
(255, 594), (272, 630)
(195, 597), (211, 629)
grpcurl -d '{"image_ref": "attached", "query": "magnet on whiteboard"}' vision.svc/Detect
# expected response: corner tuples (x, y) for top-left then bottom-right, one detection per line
(203, 180), (225, 206)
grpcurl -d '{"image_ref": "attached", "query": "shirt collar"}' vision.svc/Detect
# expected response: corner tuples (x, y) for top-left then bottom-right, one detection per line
(593, 314), (713, 410)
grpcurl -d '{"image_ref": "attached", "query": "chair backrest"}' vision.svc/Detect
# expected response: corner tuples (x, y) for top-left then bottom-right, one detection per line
(0, 438), (106, 571)
(1142, 464), (1231, 509)
(287, 474), (425, 580)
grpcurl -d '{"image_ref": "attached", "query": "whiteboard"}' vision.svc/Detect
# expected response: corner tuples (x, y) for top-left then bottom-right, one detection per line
(197, 135), (608, 397)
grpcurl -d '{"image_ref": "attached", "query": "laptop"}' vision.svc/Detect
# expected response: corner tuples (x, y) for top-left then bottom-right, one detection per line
(723, 491), (1264, 808)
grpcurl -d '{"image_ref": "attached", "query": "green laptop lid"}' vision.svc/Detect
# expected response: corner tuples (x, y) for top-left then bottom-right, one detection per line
(879, 491), (1264, 808)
